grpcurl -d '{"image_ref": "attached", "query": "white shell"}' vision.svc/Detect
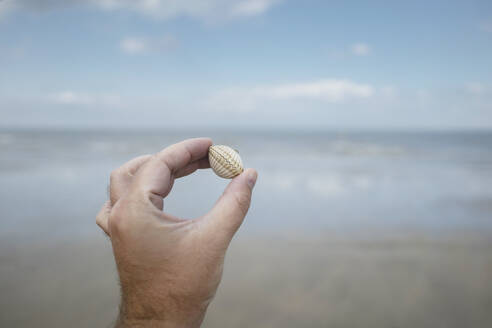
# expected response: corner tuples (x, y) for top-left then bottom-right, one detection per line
(208, 145), (244, 179)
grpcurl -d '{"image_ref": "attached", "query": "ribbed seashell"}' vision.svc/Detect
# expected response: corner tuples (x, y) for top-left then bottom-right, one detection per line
(208, 145), (244, 179)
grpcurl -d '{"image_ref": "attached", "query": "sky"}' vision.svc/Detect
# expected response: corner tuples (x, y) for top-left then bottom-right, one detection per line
(0, 0), (491, 129)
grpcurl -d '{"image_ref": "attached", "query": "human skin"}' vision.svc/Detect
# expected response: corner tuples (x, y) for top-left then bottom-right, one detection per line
(95, 138), (257, 327)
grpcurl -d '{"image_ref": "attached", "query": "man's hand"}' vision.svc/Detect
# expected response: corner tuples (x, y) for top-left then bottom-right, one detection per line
(96, 138), (257, 327)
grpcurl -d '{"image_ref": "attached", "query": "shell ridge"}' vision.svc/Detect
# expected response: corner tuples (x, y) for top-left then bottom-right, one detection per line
(209, 145), (243, 179)
(211, 147), (241, 174)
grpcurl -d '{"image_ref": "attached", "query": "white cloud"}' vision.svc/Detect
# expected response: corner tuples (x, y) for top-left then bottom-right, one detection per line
(325, 43), (373, 59)
(0, 0), (15, 17)
(120, 38), (147, 55)
(351, 42), (371, 56)
(100, 0), (283, 21)
(49, 91), (93, 105)
(207, 79), (374, 112)
(120, 35), (177, 55)
(48, 91), (122, 107)
(2, 0), (283, 21)
(265, 79), (374, 101)
(5, 83), (492, 128)
(97, 0), (282, 20)
(230, 0), (280, 17)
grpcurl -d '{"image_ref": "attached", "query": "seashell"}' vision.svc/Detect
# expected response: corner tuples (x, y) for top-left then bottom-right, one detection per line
(208, 145), (244, 179)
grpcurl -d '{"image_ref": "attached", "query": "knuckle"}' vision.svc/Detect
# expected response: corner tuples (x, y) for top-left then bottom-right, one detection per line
(95, 202), (109, 227)
(95, 213), (103, 225)
(108, 201), (129, 234)
(95, 220), (109, 236)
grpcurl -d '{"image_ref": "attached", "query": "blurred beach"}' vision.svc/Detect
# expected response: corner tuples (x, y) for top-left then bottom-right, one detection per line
(1, 129), (492, 327)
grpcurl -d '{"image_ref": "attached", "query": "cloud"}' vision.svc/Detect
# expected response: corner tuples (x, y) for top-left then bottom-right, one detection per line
(350, 43), (371, 56)
(0, 0), (15, 17)
(48, 91), (122, 107)
(264, 79), (374, 101)
(326, 43), (373, 59)
(1, 0), (282, 21)
(4, 83), (492, 128)
(49, 91), (92, 105)
(230, 0), (280, 17)
(206, 79), (375, 112)
(98, 0), (283, 21)
(120, 35), (177, 55)
(120, 38), (147, 55)
(1, 0), (86, 14)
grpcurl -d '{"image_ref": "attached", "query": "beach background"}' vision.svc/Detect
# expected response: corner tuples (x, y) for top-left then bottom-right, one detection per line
(1, 129), (491, 327)
(2, 0), (492, 326)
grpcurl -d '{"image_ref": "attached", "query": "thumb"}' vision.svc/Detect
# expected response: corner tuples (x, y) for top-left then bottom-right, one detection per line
(203, 168), (258, 243)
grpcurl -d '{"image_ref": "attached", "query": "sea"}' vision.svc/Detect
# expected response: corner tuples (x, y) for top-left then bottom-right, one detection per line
(1, 129), (491, 240)
(1, 129), (492, 327)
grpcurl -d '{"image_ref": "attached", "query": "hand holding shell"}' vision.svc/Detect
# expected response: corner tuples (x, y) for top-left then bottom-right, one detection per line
(208, 145), (244, 179)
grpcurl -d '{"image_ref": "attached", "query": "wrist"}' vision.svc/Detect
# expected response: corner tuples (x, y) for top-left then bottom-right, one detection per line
(115, 313), (205, 328)
(115, 299), (206, 328)
(115, 317), (204, 328)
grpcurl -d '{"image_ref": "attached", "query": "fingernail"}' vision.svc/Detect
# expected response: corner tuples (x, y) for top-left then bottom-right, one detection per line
(247, 170), (257, 189)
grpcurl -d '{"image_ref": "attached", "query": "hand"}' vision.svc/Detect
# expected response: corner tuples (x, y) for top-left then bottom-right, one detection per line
(96, 138), (257, 327)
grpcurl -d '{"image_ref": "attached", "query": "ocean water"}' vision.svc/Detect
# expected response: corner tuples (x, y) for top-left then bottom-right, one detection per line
(2, 129), (492, 328)
(0, 129), (491, 241)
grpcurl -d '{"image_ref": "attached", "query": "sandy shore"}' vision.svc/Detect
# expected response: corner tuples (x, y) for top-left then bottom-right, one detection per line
(1, 231), (492, 328)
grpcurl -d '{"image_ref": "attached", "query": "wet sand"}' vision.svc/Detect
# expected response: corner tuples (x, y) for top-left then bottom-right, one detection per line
(1, 231), (491, 328)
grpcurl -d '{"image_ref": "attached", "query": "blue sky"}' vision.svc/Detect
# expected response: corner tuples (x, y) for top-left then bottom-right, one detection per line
(1, 0), (491, 129)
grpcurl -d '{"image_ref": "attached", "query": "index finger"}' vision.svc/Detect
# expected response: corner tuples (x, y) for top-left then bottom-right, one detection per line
(134, 138), (212, 199)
